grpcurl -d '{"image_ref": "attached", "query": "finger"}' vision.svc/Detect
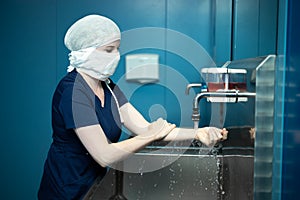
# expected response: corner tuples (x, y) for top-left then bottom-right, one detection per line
(156, 123), (175, 140)
(209, 127), (223, 140)
(221, 128), (228, 140)
(168, 124), (176, 132)
(149, 118), (164, 130)
(162, 123), (175, 132)
(211, 127), (226, 141)
(201, 132), (211, 147)
(203, 127), (215, 146)
(206, 130), (216, 147)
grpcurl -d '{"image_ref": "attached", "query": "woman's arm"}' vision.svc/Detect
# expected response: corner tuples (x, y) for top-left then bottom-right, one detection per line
(120, 103), (150, 135)
(120, 102), (228, 146)
(75, 118), (175, 168)
(120, 102), (195, 140)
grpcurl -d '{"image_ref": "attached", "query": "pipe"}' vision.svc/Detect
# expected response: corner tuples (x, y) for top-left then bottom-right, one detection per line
(185, 83), (202, 95)
(192, 90), (256, 122)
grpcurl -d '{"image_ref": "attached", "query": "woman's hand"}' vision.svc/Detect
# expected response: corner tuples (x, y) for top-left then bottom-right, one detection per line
(195, 127), (228, 147)
(138, 118), (176, 141)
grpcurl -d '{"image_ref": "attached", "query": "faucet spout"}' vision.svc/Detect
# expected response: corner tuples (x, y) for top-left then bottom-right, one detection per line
(186, 83), (202, 95)
(192, 90), (256, 122)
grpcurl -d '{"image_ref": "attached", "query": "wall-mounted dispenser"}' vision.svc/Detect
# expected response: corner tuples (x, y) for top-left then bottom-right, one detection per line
(125, 54), (159, 84)
(201, 67), (248, 102)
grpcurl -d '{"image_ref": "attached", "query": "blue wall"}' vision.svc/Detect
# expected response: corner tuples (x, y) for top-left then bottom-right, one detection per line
(0, 0), (279, 199)
(0, 1), (56, 199)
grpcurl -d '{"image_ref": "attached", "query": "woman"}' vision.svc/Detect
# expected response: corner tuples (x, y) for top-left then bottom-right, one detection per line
(38, 14), (227, 199)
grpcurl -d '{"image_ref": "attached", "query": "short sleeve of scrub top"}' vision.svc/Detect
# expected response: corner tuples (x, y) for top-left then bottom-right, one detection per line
(60, 72), (127, 130)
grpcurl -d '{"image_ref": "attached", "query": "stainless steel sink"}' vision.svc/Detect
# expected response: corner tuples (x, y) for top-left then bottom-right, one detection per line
(87, 127), (254, 200)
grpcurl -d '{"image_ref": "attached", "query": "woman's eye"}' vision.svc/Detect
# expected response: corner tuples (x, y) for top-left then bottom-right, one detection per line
(105, 48), (113, 53)
(103, 45), (119, 53)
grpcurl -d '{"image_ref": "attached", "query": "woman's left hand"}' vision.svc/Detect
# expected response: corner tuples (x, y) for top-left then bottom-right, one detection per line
(195, 127), (228, 147)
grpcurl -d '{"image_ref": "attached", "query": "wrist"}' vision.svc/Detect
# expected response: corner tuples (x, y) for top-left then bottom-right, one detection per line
(135, 133), (156, 142)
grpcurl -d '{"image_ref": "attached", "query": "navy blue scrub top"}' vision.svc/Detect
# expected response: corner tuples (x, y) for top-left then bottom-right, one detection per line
(38, 70), (128, 199)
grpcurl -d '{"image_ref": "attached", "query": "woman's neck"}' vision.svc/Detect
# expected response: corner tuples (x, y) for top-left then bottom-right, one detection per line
(78, 71), (102, 92)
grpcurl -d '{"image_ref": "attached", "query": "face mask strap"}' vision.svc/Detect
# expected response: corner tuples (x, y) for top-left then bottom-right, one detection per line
(105, 81), (124, 124)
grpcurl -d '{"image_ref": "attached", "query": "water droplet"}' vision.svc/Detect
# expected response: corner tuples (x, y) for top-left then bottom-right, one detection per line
(169, 168), (175, 172)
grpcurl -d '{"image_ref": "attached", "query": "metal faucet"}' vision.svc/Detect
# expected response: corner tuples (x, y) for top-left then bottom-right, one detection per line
(191, 90), (256, 122)
(185, 83), (202, 95)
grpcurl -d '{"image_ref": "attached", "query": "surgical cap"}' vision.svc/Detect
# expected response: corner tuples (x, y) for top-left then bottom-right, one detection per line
(64, 15), (120, 51)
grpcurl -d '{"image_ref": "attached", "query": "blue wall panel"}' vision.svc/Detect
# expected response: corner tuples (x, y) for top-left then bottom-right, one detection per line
(0, 0), (57, 199)
(233, 0), (260, 60)
(166, 0), (217, 127)
(233, 0), (278, 60)
(215, 0), (232, 65)
(258, 0), (278, 56)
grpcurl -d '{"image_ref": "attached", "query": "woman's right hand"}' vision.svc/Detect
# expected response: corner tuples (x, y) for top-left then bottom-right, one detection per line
(139, 118), (176, 141)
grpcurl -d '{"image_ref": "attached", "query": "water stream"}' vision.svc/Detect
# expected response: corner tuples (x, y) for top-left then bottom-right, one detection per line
(194, 120), (199, 130)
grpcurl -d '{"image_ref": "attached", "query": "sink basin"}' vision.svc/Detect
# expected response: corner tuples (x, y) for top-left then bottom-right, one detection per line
(86, 127), (254, 200)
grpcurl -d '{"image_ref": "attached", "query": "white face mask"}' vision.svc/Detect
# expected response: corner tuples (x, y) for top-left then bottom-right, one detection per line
(68, 48), (120, 81)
